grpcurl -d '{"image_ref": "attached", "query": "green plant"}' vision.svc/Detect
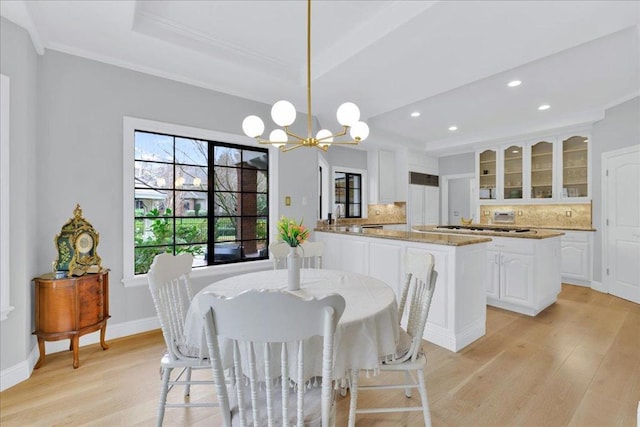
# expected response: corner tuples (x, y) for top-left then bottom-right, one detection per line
(277, 217), (309, 247)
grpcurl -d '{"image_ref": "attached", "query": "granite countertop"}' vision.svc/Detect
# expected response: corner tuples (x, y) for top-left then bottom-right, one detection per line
(315, 227), (491, 247)
(412, 225), (564, 239)
(527, 225), (596, 232)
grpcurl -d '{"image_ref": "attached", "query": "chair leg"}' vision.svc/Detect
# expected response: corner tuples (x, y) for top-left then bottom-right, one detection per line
(348, 369), (359, 427)
(404, 371), (413, 398)
(158, 367), (171, 427)
(184, 367), (192, 397)
(417, 368), (432, 427)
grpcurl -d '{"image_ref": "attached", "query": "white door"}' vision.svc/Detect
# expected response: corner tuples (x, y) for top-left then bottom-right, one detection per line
(409, 184), (424, 227)
(604, 145), (640, 303)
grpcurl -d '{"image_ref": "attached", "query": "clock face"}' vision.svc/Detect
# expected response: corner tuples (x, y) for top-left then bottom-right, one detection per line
(76, 232), (94, 254)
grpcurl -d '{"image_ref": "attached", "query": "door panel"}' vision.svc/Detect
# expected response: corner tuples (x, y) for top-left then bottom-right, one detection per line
(606, 148), (640, 303)
(500, 254), (533, 304)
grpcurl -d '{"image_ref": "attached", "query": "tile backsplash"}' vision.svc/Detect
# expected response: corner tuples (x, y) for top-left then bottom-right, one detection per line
(479, 203), (592, 229)
(316, 202), (406, 228)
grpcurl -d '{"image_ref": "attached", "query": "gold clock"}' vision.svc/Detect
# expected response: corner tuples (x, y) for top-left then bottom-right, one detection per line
(54, 204), (102, 276)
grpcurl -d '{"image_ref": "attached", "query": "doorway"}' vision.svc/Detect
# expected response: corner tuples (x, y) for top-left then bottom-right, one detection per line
(602, 145), (640, 304)
(440, 174), (476, 226)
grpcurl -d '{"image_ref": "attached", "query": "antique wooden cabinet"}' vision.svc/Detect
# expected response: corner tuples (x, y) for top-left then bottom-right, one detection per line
(33, 270), (110, 368)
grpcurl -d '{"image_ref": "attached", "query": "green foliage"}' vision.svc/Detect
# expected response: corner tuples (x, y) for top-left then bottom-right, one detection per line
(134, 208), (206, 274)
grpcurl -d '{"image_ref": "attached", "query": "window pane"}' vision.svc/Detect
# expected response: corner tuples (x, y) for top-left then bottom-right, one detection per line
(256, 170), (268, 193)
(349, 174), (361, 189)
(190, 244), (208, 267)
(214, 192), (238, 216)
(176, 165), (208, 191)
(175, 190), (207, 216)
(135, 161), (173, 188)
(215, 166), (239, 192)
(241, 169), (261, 192)
(175, 137), (207, 166)
(176, 218), (207, 245)
(135, 218), (174, 246)
(256, 194), (268, 215)
(134, 132), (173, 162)
(214, 217), (237, 242)
(243, 149), (268, 170)
(213, 241), (242, 262)
(349, 204), (361, 217)
(240, 217), (268, 240)
(135, 246), (171, 274)
(214, 146), (241, 166)
(134, 194), (172, 216)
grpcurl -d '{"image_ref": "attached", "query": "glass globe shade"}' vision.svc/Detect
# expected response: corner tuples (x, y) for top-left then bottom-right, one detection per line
(175, 176), (185, 187)
(242, 115), (264, 138)
(193, 177), (202, 187)
(271, 100), (297, 127)
(350, 121), (370, 141)
(156, 177), (166, 187)
(337, 102), (360, 127)
(316, 129), (334, 143)
(269, 129), (287, 148)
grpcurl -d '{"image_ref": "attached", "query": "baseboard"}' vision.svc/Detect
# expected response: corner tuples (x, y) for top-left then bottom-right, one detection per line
(424, 317), (485, 353)
(0, 316), (159, 392)
(591, 280), (607, 293)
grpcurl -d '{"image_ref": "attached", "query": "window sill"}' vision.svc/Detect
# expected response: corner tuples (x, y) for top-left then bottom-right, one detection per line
(121, 259), (273, 288)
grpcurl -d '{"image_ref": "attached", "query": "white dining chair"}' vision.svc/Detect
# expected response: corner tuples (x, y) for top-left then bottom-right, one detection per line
(347, 252), (438, 427)
(199, 289), (346, 427)
(268, 241), (290, 269)
(147, 253), (217, 427)
(300, 240), (324, 269)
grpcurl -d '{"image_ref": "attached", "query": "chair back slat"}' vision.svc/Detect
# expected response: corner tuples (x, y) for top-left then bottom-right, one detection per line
(395, 252), (438, 363)
(269, 241), (290, 270)
(200, 289), (345, 427)
(300, 241), (324, 269)
(147, 253), (196, 361)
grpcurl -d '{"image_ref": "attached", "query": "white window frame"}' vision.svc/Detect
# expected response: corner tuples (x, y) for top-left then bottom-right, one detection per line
(1, 74), (14, 321)
(122, 117), (279, 287)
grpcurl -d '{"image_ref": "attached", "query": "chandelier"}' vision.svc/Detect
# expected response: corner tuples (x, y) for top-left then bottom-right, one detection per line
(241, 0), (369, 152)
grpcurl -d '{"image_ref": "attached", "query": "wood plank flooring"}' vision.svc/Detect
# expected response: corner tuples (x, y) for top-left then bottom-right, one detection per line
(1, 284), (638, 426)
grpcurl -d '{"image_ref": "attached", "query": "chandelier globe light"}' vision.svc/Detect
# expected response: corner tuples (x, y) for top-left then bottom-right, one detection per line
(241, 0), (369, 152)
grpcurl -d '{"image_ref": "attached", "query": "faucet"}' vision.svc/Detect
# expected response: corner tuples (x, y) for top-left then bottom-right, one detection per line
(333, 205), (343, 226)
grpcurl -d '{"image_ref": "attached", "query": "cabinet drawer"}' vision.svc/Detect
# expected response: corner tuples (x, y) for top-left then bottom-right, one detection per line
(560, 231), (590, 243)
(487, 236), (535, 254)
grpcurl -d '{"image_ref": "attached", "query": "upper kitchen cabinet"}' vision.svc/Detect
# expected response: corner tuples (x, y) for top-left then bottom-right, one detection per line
(561, 136), (590, 199)
(478, 149), (497, 200)
(530, 141), (553, 199)
(503, 145), (523, 200)
(367, 148), (397, 204)
(476, 131), (591, 203)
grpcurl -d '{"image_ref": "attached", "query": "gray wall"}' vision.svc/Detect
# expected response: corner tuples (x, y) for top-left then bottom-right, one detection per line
(438, 152), (475, 176)
(0, 18), (40, 372)
(326, 146), (367, 170)
(0, 24), (321, 376)
(591, 96), (640, 283)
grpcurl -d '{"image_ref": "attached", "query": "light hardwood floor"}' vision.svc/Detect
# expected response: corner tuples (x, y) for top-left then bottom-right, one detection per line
(1, 284), (638, 426)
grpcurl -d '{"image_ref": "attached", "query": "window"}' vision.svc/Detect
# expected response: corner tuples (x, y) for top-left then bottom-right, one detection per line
(132, 130), (269, 275)
(334, 171), (362, 218)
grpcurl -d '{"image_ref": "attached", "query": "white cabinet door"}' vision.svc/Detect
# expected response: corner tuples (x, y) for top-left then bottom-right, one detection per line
(485, 250), (500, 299)
(378, 150), (396, 203)
(561, 242), (589, 280)
(341, 239), (368, 275)
(500, 253), (533, 305)
(369, 242), (403, 298)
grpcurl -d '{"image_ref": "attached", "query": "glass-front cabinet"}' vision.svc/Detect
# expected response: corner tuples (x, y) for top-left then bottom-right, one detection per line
(479, 149), (497, 200)
(476, 132), (590, 203)
(562, 136), (589, 198)
(503, 145), (523, 200)
(531, 141), (553, 199)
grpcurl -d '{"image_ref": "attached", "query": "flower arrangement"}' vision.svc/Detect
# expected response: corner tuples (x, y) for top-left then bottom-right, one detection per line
(277, 216), (309, 247)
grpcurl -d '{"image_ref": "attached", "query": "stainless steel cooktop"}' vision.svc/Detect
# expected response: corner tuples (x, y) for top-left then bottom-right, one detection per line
(435, 225), (532, 233)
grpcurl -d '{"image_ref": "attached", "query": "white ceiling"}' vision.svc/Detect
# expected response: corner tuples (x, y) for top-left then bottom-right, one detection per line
(2, 0), (639, 155)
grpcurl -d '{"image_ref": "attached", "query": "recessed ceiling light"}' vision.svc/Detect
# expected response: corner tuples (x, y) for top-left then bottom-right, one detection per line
(411, 112), (421, 117)
(512, 149), (519, 153)
(448, 126), (458, 131)
(538, 104), (550, 111)
(507, 80), (522, 87)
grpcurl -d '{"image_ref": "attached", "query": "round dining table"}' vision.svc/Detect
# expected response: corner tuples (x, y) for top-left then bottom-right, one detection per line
(184, 268), (400, 380)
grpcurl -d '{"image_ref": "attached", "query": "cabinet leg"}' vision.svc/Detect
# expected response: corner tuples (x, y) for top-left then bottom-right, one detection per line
(34, 337), (45, 369)
(72, 335), (79, 369)
(100, 324), (109, 350)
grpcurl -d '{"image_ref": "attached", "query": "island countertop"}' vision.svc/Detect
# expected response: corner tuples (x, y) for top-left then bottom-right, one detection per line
(412, 225), (564, 239)
(315, 227), (491, 246)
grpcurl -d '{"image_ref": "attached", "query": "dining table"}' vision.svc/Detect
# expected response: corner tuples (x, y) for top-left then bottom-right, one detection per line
(184, 268), (400, 382)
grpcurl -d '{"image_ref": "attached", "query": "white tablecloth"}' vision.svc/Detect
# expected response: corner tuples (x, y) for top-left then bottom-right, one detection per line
(184, 269), (400, 380)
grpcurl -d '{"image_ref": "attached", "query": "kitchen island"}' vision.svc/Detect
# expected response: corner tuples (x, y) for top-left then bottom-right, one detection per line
(315, 227), (491, 352)
(414, 225), (563, 316)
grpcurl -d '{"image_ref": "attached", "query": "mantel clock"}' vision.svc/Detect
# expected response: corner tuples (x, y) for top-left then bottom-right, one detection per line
(54, 204), (102, 276)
